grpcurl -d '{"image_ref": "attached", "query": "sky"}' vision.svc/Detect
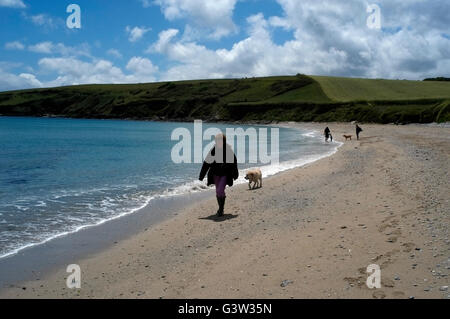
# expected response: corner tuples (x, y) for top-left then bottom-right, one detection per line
(0, 0), (449, 91)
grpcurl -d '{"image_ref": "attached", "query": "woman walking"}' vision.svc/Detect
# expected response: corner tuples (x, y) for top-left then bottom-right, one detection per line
(199, 134), (239, 217)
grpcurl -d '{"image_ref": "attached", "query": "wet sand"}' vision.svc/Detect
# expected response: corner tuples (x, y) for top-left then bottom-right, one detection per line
(1, 123), (449, 299)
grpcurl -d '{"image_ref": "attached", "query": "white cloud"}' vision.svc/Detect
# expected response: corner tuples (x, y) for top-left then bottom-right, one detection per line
(0, 56), (157, 90)
(154, 0), (238, 40)
(0, 0), (25, 8)
(0, 40), (159, 91)
(37, 57), (158, 87)
(39, 58), (123, 84)
(5, 41), (25, 50)
(140, 0), (151, 8)
(151, 15), (278, 80)
(126, 56), (159, 75)
(0, 68), (42, 92)
(22, 12), (63, 29)
(28, 41), (53, 54)
(126, 26), (151, 43)
(0, 61), (23, 70)
(18, 73), (42, 87)
(148, 28), (179, 53)
(149, 1), (450, 81)
(149, 14), (304, 80)
(31, 14), (53, 26)
(107, 49), (122, 59)
(28, 41), (91, 57)
(266, 0), (450, 79)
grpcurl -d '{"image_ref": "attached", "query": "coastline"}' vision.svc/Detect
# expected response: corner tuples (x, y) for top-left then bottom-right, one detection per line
(1, 123), (448, 299)
(0, 189), (215, 290)
(0, 120), (334, 262)
(0, 121), (336, 289)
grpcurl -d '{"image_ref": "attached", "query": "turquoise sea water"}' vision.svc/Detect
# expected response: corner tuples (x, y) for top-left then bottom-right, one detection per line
(0, 117), (339, 258)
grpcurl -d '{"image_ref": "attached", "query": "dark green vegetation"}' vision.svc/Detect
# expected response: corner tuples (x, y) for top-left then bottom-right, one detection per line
(424, 77), (450, 82)
(1, 74), (449, 123)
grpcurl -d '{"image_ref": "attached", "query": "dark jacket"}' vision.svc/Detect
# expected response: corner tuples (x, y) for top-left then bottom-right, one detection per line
(199, 144), (239, 187)
(356, 125), (363, 134)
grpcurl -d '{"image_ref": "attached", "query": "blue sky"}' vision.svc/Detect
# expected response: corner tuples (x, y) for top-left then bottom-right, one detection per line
(1, 0), (449, 91)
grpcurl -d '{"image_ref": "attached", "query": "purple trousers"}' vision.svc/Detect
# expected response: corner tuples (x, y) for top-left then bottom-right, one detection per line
(214, 175), (227, 197)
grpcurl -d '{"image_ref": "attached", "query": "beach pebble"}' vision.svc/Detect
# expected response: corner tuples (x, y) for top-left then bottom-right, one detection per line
(280, 280), (293, 288)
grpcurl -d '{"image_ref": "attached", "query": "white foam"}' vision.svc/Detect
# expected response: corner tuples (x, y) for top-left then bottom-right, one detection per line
(0, 193), (157, 259)
(302, 131), (316, 138)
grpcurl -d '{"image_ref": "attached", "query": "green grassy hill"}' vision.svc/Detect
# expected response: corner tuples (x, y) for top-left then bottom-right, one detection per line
(0, 74), (449, 123)
(312, 75), (450, 102)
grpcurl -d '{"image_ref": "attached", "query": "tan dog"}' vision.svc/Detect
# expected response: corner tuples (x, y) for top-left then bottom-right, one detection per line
(245, 169), (262, 190)
(343, 135), (352, 141)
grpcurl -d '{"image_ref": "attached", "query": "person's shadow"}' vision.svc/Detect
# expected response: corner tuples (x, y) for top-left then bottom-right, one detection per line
(199, 214), (239, 222)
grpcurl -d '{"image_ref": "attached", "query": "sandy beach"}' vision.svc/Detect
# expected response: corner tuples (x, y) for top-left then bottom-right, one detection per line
(1, 123), (448, 299)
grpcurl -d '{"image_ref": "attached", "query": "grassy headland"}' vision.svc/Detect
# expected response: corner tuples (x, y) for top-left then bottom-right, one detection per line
(0, 74), (449, 123)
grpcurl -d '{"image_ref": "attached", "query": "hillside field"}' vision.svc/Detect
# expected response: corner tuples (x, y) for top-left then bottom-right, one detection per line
(312, 75), (450, 102)
(0, 74), (449, 123)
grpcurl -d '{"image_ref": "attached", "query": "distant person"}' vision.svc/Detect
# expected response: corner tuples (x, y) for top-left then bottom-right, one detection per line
(199, 134), (239, 217)
(356, 124), (363, 140)
(324, 127), (331, 142)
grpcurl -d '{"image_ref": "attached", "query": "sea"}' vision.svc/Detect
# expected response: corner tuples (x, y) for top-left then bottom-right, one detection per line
(0, 117), (341, 259)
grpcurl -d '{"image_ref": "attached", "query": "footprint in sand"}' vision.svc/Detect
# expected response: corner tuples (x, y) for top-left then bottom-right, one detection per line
(381, 278), (395, 288)
(387, 236), (398, 243)
(401, 242), (416, 252)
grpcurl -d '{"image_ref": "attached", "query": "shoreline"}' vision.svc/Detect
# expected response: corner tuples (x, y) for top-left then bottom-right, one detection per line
(0, 189), (215, 290)
(2, 114), (450, 127)
(1, 123), (448, 299)
(0, 114), (283, 125)
(0, 122), (338, 288)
